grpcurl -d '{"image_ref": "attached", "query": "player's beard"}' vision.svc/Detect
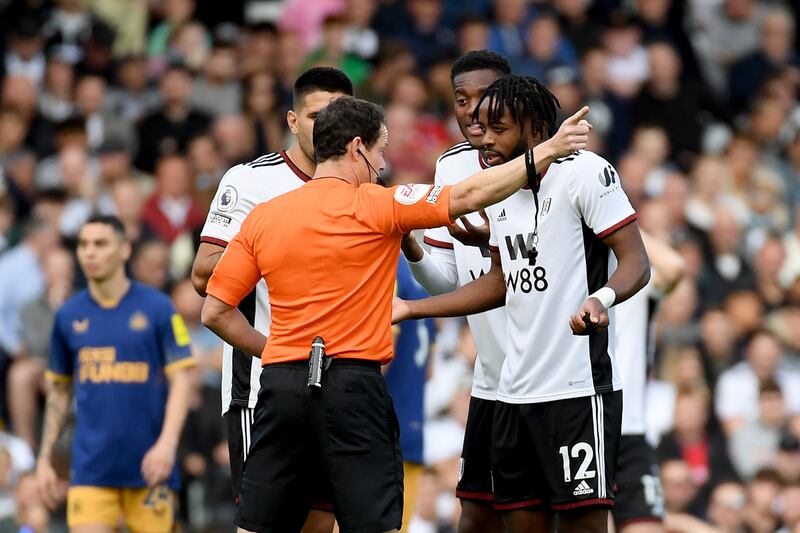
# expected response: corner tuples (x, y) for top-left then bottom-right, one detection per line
(508, 138), (528, 161)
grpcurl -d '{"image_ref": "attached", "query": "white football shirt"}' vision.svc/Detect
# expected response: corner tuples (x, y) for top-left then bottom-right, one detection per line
(420, 142), (508, 401)
(614, 281), (654, 435)
(201, 151), (311, 414)
(486, 151), (636, 403)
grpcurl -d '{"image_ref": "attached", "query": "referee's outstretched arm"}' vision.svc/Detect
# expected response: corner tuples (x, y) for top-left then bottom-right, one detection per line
(447, 106), (592, 219)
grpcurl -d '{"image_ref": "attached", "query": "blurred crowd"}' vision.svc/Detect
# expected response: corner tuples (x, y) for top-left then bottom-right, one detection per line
(0, 0), (799, 531)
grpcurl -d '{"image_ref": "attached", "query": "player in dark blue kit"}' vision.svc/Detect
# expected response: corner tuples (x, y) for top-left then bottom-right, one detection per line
(385, 256), (435, 530)
(36, 215), (195, 533)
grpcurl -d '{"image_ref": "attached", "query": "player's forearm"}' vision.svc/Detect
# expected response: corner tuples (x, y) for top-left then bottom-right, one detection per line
(401, 233), (425, 263)
(190, 245), (225, 297)
(406, 271), (505, 319)
(450, 144), (556, 219)
(641, 231), (685, 295)
(603, 223), (651, 305)
(158, 368), (193, 450)
(38, 382), (72, 462)
(201, 296), (267, 357)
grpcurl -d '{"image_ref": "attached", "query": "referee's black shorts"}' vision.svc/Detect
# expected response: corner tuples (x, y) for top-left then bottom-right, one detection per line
(236, 359), (404, 533)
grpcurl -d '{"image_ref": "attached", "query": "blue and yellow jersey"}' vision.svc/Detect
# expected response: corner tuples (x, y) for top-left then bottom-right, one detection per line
(47, 282), (194, 489)
(385, 257), (434, 465)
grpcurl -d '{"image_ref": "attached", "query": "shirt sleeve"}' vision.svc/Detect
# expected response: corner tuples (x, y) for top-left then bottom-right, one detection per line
(199, 165), (253, 247)
(156, 298), (195, 375)
(422, 161), (455, 251)
(206, 210), (264, 307)
(46, 312), (73, 382)
(486, 205), (500, 253)
(568, 153), (637, 238)
(406, 250), (459, 295)
(359, 183), (454, 235)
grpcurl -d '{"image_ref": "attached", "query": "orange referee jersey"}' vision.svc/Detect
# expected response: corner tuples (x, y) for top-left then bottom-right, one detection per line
(206, 178), (453, 365)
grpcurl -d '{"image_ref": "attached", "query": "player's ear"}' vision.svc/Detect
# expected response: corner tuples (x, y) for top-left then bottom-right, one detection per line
(120, 241), (132, 262)
(287, 109), (298, 134)
(350, 137), (362, 160)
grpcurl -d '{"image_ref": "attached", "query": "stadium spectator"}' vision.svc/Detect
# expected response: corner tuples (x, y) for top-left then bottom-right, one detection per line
(0, 218), (57, 360)
(516, 13), (577, 80)
(715, 331), (800, 434)
(147, 0), (198, 58)
(2, 75), (56, 158)
(4, 18), (46, 86)
(487, 0), (531, 64)
(211, 115), (256, 168)
(106, 55), (160, 123)
(37, 52), (75, 123)
(191, 43), (242, 117)
(707, 481), (747, 532)
(131, 239), (170, 292)
(141, 155), (204, 245)
(238, 23), (278, 79)
(691, 0), (767, 97)
(135, 63), (211, 173)
(12, 246), (74, 449)
(603, 13), (649, 99)
(658, 387), (737, 503)
(396, 0), (457, 70)
(743, 469), (782, 533)
(660, 459), (701, 514)
(302, 15), (372, 87)
(168, 21), (211, 74)
(699, 208), (757, 307)
(632, 42), (728, 167)
(342, 0), (379, 60)
(778, 482), (800, 532)
(554, 0), (604, 56)
(242, 71), (284, 157)
(729, 379), (787, 480)
(729, 9), (798, 113)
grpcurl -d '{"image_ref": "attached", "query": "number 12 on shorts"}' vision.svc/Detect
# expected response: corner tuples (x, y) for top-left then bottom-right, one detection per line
(558, 443), (596, 483)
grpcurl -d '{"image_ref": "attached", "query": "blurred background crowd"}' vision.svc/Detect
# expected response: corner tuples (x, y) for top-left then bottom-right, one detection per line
(0, 0), (800, 531)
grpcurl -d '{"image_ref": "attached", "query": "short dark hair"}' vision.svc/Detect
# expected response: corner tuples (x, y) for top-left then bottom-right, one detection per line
(56, 116), (87, 137)
(474, 75), (561, 140)
(293, 67), (354, 108)
(450, 50), (511, 81)
(759, 378), (783, 396)
(83, 214), (126, 239)
(313, 96), (385, 163)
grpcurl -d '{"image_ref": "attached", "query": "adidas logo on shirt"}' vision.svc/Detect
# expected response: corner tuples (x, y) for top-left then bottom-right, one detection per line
(573, 480), (594, 496)
(497, 209), (507, 222)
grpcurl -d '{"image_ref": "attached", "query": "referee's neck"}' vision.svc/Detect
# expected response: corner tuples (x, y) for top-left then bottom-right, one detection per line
(313, 160), (360, 187)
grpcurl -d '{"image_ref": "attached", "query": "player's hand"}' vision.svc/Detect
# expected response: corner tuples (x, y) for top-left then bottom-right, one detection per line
(547, 106), (592, 157)
(36, 458), (62, 510)
(141, 439), (176, 487)
(569, 297), (609, 335)
(448, 210), (490, 248)
(391, 297), (412, 324)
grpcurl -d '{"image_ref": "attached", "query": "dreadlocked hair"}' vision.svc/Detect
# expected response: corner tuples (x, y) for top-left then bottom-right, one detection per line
(473, 75), (561, 140)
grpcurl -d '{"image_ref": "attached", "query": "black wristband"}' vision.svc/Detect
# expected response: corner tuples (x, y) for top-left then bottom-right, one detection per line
(525, 148), (539, 189)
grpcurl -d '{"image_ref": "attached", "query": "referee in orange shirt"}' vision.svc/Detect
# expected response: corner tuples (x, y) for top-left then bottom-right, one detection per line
(201, 96), (592, 533)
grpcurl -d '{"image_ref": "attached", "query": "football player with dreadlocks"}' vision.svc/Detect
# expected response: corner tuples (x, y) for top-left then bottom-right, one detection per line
(393, 75), (650, 533)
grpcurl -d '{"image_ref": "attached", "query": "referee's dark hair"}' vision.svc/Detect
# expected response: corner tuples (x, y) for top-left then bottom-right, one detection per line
(293, 67), (354, 108)
(83, 214), (127, 240)
(473, 75), (561, 141)
(450, 50), (511, 81)
(313, 96), (385, 163)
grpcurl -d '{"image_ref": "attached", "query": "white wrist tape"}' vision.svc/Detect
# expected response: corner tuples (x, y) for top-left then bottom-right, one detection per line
(589, 287), (616, 308)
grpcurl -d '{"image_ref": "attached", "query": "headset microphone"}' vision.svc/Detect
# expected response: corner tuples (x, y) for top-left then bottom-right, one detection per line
(358, 149), (386, 187)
